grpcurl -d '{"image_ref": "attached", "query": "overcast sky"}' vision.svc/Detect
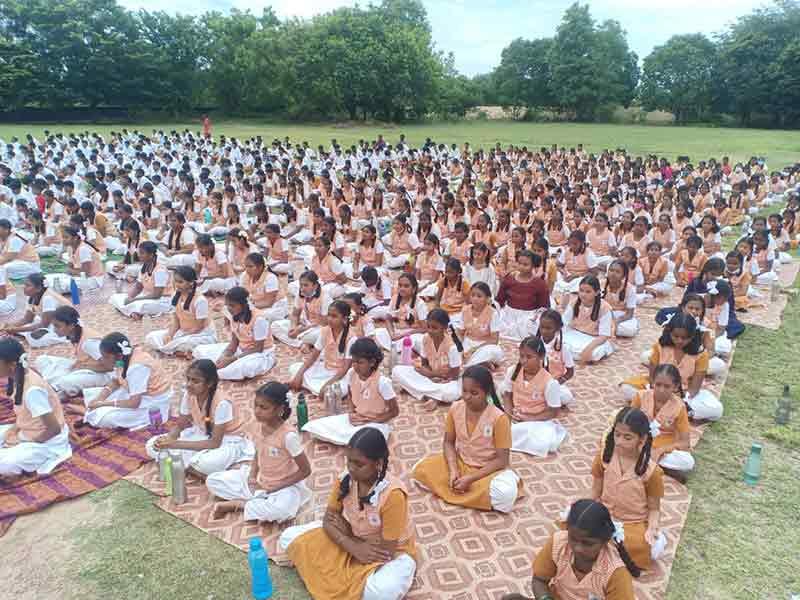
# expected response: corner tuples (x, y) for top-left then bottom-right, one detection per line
(119, 0), (768, 75)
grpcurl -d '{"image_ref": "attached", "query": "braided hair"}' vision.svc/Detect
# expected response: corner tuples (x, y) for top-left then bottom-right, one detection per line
(26, 273), (47, 306)
(394, 272), (419, 325)
(511, 335), (547, 382)
(462, 365), (502, 409)
(99, 332), (133, 378)
(329, 300), (352, 354)
(0, 337), (26, 406)
(567, 499), (642, 577)
(123, 220), (141, 265)
(338, 426), (390, 509)
(167, 212), (187, 251)
(171, 265), (198, 310)
(188, 359), (220, 436)
(573, 275), (602, 322)
(255, 381), (291, 421)
(53, 305), (82, 345)
(536, 309), (564, 351)
(138, 241), (159, 276)
(602, 407), (653, 478)
(427, 307), (463, 352)
(603, 259), (630, 303)
(349, 337), (383, 376)
(226, 286), (252, 324)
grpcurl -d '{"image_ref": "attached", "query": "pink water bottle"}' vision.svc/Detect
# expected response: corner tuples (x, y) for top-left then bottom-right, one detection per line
(401, 335), (413, 365)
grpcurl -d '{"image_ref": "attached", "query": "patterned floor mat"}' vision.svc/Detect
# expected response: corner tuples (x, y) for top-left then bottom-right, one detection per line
(1, 256), (796, 599)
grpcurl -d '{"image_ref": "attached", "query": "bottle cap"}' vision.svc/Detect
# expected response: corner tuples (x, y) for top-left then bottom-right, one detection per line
(115, 359), (125, 368)
(249, 537), (263, 550)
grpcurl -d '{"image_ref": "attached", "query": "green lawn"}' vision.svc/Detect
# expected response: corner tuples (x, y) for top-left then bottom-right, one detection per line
(2, 119), (800, 167)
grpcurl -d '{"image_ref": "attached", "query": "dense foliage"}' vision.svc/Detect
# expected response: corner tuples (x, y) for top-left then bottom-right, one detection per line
(1, 0), (799, 126)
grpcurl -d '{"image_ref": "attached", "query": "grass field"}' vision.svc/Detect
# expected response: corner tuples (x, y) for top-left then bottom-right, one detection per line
(0, 120), (798, 599)
(2, 119), (800, 168)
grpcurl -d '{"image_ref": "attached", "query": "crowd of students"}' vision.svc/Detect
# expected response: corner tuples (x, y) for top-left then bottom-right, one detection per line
(1, 128), (797, 599)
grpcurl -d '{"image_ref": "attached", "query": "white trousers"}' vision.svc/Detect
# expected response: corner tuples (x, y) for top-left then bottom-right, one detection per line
(207, 464), (311, 522)
(106, 261), (142, 280)
(110, 292), (173, 317)
(105, 236), (127, 254)
(391, 365), (461, 403)
(511, 420), (568, 457)
(82, 387), (172, 430)
(271, 320), (320, 348)
(145, 429), (254, 476)
(159, 253), (196, 269)
(288, 361), (339, 396)
(2, 260), (40, 280)
(0, 424), (72, 476)
(383, 253), (412, 269)
(0, 293), (16, 316)
(563, 328), (614, 362)
(612, 312), (640, 338)
(659, 450), (695, 472)
(37, 244), (62, 257)
(198, 276), (238, 295)
(462, 337), (504, 367)
(303, 413), (392, 446)
(498, 306), (542, 342)
(145, 327), (218, 355)
(278, 521), (417, 600)
(686, 389), (723, 421)
(45, 273), (104, 295)
(34, 353), (113, 395)
(191, 344), (276, 381)
(22, 326), (67, 348)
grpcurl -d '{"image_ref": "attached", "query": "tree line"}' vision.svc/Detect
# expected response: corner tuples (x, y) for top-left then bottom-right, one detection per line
(1, 0), (799, 127)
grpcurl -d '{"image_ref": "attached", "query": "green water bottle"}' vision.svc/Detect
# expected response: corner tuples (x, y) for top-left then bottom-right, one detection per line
(296, 393), (308, 432)
(775, 384), (792, 425)
(743, 442), (762, 486)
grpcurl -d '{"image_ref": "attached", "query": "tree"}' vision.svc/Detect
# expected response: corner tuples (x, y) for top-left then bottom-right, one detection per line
(594, 20), (638, 108)
(639, 34), (719, 123)
(493, 38), (556, 110)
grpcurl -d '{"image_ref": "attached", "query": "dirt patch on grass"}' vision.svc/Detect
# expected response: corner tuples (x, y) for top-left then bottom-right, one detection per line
(0, 495), (111, 599)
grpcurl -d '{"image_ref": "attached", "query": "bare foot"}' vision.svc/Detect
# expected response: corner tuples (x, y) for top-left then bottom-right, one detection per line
(419, 397), (439, 412)
(213, 500), (244, 519)
(130, 313), (143, 321)
(185, 466), (207, 482)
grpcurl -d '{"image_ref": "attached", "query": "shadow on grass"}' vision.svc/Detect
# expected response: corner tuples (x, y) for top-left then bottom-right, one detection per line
(667, 280), (800, 599)
(68, 480), (311, 600)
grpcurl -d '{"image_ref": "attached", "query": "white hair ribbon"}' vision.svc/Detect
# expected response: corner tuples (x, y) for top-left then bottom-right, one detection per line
(649, 419), (662, 438)
(707, 280), (719, 295)
(612, 520), (625, 544)
(118, 340), (133, 356)
(19, 352), (28, 368)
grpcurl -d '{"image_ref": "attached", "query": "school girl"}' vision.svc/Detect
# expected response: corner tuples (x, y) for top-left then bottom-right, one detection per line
(639, 240), (673, 299)
(501, 336), (568, 457)
(44, 225), (106, 294)
(592, 407), (666, 572)
(350, 224), (385, 276)
(290, 235), (347, 299)
(237, 252), (288, 322)
(391, 308), (463, 404)
(33, 305), (113, 396)
(725, 251), (755, 310)
(156, 212), (197, 268)
(0, 338), (72, 477)
(463, 242), (498, 296)
(586, 213), (618, 269)
(0, 265), (16, 316)
(287, 300), (356, 396)
(677, 293), (728, 378)
(416, 233), (445, 298)
(373, 273), (429, 354)
(0, 219), (41, 279)
(263, 224), (292, 274)
(631, 364), (695, 480)
(381, 215), (421, 269)
(350, 267), (393, 315)
(107, 220), (145, 280)
(495, 226), (527, 278)
(208, 381), (312, 523)
(452, 282), (504, 368)
(752, 230), (779, 285)
(562, 276), (614, 363)
(622, 313), (723, 421)
(499, 499), (638, 600)
(303, 338), (399, 445)
(0, 273), (68, 348)
(496, 251), (551, 341)
(146, 359), (254, 477)
(82, 333), (173, 430)
(279, 427), (417, 600)
(272, 270), (331, 348)
(535, 309), (576, 406)
(109, 241), (174, 318)
(145, 266), (218, 355)
(554, 231), (599, 295)
(603, 260), (640, 338)
(192, 287), (276, 381)
(673, 234), (706, 287)
(194, 234), (237, 295)
(412, 365), (522, 513)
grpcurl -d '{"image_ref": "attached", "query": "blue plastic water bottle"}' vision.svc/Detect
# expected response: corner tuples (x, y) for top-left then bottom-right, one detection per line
(203, 207), (213, 225)
(248, 537), (273, 599)
(69, 277), (80, 305)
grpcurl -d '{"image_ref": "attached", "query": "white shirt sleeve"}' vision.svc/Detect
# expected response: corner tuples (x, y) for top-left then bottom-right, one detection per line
(0, 267), (6, 285)
(194, 296), (209, 320)
(78, 245), (92, 263)
(561, 344), (576, 369)
(264, 273), (279, 292)
(633, 266), (645, 287)
(435, 256), (445, 271)
(215, 249), (228, 264)
(585, 249), (599, 269)
(717, 302), (730, 327)
(408, 233), (422, 249)
(361, 318), (375, 336)
(416, 301), (429, 321)
(252, 316), (269, 341)
(598, 311), (613, 337)
(213, 399), (234, 425)
(607, 232), (618, 248)
(42, 295), (58, 312)
(179, 391), (191, 415)
(126, 364), (151, 395)
(544, 379), (562, 408)
(284, 431), (304, 457)
(153, 268), (169, 288)
(313, 332), (325, 351)
(329, 257), (344, 275)
(490, 309), (503, 333)
(562, 303), (575, 326)
(9, 237), (24, 252)
(25, 387), (52, 418)
(448, 345), (463, 367)
(625, 288), (637, 309)
(374, 240), (385, 254)
(378, 375), (396, 401)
